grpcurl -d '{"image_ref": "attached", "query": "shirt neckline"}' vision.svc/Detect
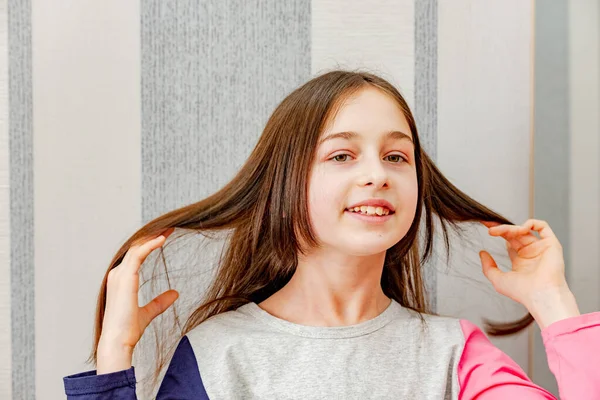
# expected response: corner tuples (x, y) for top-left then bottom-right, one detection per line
(237, 299), (409, 339)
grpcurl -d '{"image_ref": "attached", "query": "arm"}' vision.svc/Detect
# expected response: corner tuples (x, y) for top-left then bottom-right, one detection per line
(542, 311), (600, 399)
(458, 311), (600, 399)
(63, 336), (209, 399)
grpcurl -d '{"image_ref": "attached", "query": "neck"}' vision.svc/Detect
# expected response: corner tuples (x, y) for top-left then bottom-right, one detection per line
(259, 250), (391, 326)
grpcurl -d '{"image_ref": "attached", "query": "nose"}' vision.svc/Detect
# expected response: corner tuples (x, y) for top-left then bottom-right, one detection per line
(357, 155), (389, 189)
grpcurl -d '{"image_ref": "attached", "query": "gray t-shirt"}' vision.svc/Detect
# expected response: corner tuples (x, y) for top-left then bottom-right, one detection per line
(187, 299), (465, 399)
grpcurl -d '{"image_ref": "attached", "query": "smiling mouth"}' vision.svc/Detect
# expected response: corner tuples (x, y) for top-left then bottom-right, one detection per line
(345, 206), (395, 216)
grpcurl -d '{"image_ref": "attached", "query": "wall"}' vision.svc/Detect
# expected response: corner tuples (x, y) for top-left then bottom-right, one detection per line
(2, 0), (593, 398)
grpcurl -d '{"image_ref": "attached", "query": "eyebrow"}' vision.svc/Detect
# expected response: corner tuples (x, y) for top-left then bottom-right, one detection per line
(318, 130), (413, 146)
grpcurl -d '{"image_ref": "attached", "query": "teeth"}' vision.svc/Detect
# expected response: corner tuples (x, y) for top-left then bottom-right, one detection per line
(349, 205), (391, 216)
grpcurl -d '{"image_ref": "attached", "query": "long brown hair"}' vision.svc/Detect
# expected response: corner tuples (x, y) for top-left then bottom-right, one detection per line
(88, 69), (532, 390)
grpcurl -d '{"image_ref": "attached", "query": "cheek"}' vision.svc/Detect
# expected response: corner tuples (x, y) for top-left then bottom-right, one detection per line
(397, 176), (419, 223)
(307, 170), (345, 221)
(404, 177), (419, 205)
(309, 181), (344, 217)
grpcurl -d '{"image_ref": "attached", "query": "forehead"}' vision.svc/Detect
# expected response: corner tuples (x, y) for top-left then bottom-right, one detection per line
(322, 87), (412, 141)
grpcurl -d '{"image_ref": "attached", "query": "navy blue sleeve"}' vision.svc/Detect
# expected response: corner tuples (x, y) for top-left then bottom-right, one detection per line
(156, 336), (209, 399)
(63, 336), (209, 399)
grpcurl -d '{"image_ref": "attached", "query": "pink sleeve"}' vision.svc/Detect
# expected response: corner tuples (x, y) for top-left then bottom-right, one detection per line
(457, 312), (600, 399)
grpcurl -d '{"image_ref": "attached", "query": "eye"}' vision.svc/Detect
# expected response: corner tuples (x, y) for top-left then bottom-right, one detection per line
(330, 153), (407, 163)
(331, 153), (352, 162)
(385, 154), (407, 163)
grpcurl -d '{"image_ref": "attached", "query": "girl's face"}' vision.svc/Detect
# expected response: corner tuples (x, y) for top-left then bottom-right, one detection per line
(308, 87), (418, 256)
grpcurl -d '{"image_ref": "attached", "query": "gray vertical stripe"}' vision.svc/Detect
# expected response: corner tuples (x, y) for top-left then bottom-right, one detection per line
(415, 0), (438, 312)
(8, 0), (35, 398)
(140, 0), (311, 223)
(1, 0), (11, 398)
(532, 0), (570, 395)
(139, 3), (310, 394)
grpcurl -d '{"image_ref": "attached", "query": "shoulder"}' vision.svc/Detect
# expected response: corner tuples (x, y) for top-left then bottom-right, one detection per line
(407, 309), (467, 345)
(456, 318), (512, 367)
(185, 303), (263, 350)
(410, 315), (518, 371)
(415, 314), (500, 357)
(385, 304), (468, 355)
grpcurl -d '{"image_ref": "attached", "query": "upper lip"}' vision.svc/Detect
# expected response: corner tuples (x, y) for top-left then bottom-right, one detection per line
(346, 199), (395, 212)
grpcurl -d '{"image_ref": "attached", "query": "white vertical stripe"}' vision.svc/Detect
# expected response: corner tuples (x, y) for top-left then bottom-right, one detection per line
(436, 0), (533, 372)
(568, 0), (600, 315)
(0, 0), (11, 397)
(32, 1), (141, 397)
(311, 0), (415, 107)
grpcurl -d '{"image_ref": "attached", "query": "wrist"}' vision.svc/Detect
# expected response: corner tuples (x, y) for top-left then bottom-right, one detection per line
(526, 285), (580, 330)
(96, 339), (134, 375)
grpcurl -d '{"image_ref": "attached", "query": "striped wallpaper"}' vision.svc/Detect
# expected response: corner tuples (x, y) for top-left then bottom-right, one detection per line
(2, 0), (598, 398)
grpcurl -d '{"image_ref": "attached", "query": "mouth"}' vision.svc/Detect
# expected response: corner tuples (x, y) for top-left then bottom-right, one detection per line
(344, 208), (395, 224)
(345, 206), (395, 217)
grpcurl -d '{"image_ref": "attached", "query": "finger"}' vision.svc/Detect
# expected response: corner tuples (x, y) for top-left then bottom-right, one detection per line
(123, 228), (175, 273)
(139, 289), (179, 330)
(517, 238), (553, 259)
(508, 234), (537, 252)
(506, 240), (519, 261)
(138, 228), (175, 255)
(480, 251), (506, 292)
(124, 228), (175, 257)
(481, 221), (501, 229)
(488, 224), (538, 250)
(488, 223), (531, 238)
(121, 236), (165, 273)
(500, 234), (528, 252)
(521, 219), (556, 241)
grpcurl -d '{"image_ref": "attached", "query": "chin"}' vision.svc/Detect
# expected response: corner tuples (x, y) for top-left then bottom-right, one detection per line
(341, 238), (397, 256)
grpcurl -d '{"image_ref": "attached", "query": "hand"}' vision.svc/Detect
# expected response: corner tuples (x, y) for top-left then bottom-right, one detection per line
(97, 228), (178, 374)
(479, 219), (580, 329)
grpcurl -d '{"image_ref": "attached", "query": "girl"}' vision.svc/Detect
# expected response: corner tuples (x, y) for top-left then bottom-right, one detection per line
(63, 70), (599, 399)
